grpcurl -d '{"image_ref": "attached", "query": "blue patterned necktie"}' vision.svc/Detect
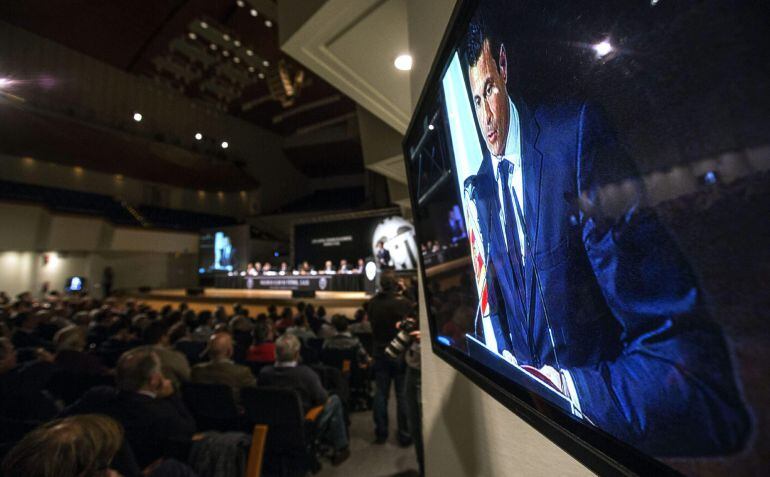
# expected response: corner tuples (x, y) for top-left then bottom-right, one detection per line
(498, 160), (524, 275)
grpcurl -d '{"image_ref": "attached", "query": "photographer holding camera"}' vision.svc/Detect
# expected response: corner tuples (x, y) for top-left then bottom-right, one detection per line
(384, 311), (423, 476)
(368, 271), (413, 446)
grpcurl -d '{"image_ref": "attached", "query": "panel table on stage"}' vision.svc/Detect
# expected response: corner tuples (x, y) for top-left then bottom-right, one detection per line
(213, 273), (365, 292)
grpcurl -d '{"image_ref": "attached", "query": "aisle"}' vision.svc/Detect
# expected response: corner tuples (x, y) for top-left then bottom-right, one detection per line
(317, 389), (419, 477)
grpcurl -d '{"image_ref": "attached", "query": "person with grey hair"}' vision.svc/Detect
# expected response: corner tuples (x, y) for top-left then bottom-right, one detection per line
(63, 348), (196, 469)
(53, 325), (108, 376)
(259, 334), (350, 466)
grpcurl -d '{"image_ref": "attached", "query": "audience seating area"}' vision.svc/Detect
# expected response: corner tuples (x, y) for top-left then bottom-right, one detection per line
(0, 179), (239, 231)
(0, 293), (376, 477)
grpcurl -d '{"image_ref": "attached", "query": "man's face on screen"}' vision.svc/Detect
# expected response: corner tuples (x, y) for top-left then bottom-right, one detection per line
(469, 39), (510, 157)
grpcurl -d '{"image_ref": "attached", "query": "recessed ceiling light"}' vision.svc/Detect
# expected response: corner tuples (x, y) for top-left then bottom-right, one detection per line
(264, 20), (273, 28)
(194, 132), (203, 140)
(428, 124), (435, 131)
(262, 60), (269, 67)
(223, 50), (230, 57)
(593, 39), (613, 58)
(233, 57), (240, 63)
(221, 141), (229, 149)
(200, 21), (208, 29)
(223, 34), (230, 41)
(233, 40), (241, 47)
(250, 9), (258, 17)
(236, 0), (245, 6)
(188, 32), (197, 40)
(210, 44), (217, 51)
(394, 54), (413, 71)
(133, 112), (143, 122)
(257, 72), (265, 79)
(246, 49), (253, 56)
(248, 66), (255, 72)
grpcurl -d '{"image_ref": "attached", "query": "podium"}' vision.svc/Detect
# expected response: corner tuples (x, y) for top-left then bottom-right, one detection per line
(465, 334), (575, 415)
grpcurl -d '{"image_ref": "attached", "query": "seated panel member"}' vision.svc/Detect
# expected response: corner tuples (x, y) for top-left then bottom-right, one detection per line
(457, 11), (750, 456)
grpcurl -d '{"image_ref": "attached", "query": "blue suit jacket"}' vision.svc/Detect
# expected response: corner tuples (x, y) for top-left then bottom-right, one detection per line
(466, 100), (750, 456)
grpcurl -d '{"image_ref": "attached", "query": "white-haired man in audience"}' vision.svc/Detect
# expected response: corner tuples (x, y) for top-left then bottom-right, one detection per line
(259, 334), (350, 465)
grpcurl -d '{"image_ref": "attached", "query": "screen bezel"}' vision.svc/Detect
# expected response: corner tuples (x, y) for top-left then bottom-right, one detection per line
(402, 0), (680, 474)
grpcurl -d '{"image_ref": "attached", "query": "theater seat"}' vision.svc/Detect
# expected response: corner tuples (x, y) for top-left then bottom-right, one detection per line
(181, 382), (241, 432)
(241, 387), (321, 476)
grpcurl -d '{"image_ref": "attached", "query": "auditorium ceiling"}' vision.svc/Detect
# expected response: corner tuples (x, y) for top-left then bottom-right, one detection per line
(0, 0), (364, 179)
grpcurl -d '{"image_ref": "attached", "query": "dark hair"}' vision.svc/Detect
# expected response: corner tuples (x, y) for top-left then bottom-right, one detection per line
(197, 310), (213, 328)
(253, 322), (271, 344)
(142, 320), (168, 345)
(332, 314), (349, 332)
(462, 9), (502, 68)
(379, 271), (398, 293)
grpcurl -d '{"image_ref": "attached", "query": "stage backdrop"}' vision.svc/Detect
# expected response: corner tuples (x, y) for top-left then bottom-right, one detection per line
(293, 212), (418, 271)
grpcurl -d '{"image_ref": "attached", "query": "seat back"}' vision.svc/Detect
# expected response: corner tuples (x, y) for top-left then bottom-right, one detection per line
(181, 382), (239, 431)
(47, 371), (115, 405)
(354, 332), (374, 355)
(241, 387), (306, 453)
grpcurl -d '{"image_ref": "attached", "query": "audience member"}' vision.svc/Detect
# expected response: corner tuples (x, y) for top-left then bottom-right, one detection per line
(349, 308), (372, 334)
(246, 321), (276, 363)
(1, 414), (125, 477)
(323, 315), (371, 364)
(63, 348), (196, 469)
(140, 321), (191, 389)
(286, 315), (317, 342)
(259, 334), (350, 465)
(191, 332), (256, 403)
(54, 325), (109, 376)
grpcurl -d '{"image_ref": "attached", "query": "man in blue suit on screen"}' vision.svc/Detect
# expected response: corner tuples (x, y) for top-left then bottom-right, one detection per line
(459, 13), (750, 456)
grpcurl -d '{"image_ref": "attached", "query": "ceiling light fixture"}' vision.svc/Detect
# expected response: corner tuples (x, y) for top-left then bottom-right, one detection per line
(246, 49), (253, 56)
(194, 132), (203, 140)
(210, 44), (218, 51)
(133, 112), (143, 122)
(223, 50), (230, 57)
(262, 60), (269, 67)
(250, 9), (258, 17)
(394, 54), (413, 71)
(233, 40), (241, 47)
(593, 39), (613, 58)
(223, 34), (230, 41)
(0, 78), (12, 89)
(200, 21), (208, 29)
(236, 0), (245, 6)
(257, 72), (265, 79)
(188, 32), (197, 40)
(428, 124), (435, 131)
(248, 66), (255, 72)
(264, 20), (273, 28)
(233, 57), (241, 63)
(221, 141), (229, 149)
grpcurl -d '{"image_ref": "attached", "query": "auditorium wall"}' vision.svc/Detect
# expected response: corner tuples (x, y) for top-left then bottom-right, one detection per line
(408, 1), (592, 475)
(0, 202), (199, 296)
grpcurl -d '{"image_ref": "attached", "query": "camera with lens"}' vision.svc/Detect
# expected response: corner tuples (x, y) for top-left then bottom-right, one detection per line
(384, 317), (419, 359)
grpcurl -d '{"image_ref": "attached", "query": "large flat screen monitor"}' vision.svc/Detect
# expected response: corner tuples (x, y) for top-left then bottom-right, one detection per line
(403, 0), (769, 474)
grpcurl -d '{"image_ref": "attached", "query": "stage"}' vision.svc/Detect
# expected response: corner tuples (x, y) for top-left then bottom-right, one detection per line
(123, 287), (371, 318)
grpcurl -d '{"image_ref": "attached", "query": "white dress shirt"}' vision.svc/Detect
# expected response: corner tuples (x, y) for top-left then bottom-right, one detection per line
(491, 98), (526, 259)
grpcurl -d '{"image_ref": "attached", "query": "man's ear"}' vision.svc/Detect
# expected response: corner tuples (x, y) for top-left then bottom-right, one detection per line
(498, 44), (508, 85)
